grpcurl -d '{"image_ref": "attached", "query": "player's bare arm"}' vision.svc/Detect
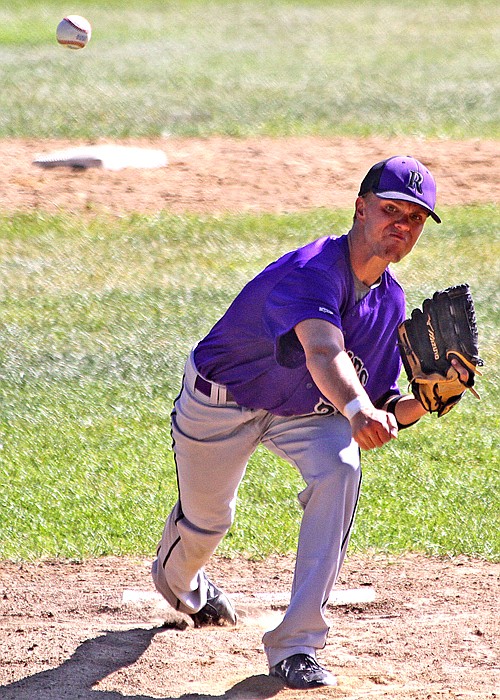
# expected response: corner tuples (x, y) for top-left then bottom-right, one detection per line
(295, 318), (398, 451)
(382, 393), (427, 426)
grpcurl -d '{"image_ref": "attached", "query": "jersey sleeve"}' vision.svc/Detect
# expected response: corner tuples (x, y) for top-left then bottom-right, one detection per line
(264, 266), (348, 368)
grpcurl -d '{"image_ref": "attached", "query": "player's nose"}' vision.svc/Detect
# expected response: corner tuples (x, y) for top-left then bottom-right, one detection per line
(394, 214), (411, 230)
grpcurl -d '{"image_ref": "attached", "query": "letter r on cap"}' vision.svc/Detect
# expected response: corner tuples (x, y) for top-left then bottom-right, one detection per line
(408, 170), (424, 194)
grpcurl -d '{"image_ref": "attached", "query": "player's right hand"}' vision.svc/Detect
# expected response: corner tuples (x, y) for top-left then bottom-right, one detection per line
(349, 407), (398, 450)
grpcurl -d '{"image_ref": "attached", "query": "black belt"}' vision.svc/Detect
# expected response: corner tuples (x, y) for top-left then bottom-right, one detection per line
(194, 374), (236, 403)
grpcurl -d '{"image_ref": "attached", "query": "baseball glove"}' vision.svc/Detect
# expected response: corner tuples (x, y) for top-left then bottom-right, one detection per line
(398, 284), (483, 417)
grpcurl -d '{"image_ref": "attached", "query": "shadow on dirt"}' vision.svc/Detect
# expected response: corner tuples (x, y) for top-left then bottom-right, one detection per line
(0, 626), (282, 700)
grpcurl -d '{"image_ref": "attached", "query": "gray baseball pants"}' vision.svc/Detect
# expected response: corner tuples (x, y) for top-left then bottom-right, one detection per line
(152, 351), (362, 669)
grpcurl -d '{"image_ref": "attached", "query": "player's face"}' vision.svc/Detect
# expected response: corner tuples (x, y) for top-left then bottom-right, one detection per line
(356, 194), (428, 263)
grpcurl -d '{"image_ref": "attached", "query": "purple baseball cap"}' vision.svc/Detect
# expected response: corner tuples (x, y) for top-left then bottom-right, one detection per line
(358, 155), (441, 223)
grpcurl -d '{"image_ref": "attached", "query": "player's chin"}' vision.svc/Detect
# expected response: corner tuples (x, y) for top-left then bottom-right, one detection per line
(379, 250), (405, 265)
(381, 242), (411, 264)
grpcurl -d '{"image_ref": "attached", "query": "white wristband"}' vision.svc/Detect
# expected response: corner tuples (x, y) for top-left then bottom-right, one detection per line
(343, 396), (370, 421)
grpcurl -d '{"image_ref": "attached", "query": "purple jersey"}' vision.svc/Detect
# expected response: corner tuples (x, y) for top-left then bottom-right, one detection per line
(194, 234), (405, 416)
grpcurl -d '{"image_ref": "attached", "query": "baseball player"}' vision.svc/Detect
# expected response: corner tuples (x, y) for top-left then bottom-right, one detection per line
(152, 156), (465, 689)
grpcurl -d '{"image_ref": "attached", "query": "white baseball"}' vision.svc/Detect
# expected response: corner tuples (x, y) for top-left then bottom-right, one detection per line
(56, 15), (91, 50)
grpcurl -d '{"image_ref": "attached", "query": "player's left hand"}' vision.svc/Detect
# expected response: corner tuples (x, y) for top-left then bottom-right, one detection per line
(398, 284), (483, 416)
(451, 357), (472, 384)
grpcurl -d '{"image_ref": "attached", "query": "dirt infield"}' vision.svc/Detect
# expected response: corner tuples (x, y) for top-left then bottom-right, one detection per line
(0, 136), (499, 699)
(1, 555), (499, 699)
(1, 136), (499, 215)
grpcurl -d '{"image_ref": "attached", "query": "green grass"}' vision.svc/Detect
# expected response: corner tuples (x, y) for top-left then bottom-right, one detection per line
(0, 0), (498, 138)
(0, 207), (498, 561)
(0, 0), (498, 562)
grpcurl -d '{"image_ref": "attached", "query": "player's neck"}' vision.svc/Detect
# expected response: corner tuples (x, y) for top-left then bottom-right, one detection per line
(347, 230), (387, 287)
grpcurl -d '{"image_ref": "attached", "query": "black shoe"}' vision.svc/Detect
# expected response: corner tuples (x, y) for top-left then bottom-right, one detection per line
(270, 653), (337, 689)
(189, 579), (237, 628)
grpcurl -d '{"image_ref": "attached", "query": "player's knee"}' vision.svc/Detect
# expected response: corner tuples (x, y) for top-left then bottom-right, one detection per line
(181, 506), (234, 537)
(316, 456), (360, 491)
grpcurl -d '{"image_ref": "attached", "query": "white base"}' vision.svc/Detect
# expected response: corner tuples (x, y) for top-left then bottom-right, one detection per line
(33, 145), (168, 171)
(122, 586), (376, 607)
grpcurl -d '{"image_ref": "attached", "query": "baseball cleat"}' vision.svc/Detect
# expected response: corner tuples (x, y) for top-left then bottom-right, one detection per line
(190, 578), (237, 628)
(270, 653), (337, 690)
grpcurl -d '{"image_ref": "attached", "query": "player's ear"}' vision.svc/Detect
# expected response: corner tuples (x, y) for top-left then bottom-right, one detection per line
(355, 196), (366, 221)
